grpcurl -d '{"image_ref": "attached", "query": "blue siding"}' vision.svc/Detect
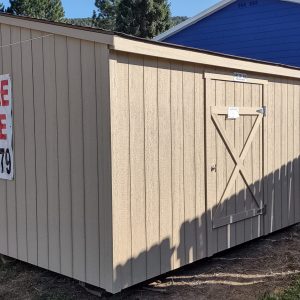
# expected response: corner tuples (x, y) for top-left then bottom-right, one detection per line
(164, 0), (300, 66)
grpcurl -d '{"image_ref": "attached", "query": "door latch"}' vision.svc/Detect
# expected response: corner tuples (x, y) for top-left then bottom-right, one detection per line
(257, 106), (267, 117)
(257, 205), (266, 215)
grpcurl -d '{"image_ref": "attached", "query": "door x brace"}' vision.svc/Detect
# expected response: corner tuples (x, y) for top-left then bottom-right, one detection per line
(210, 106), (266, 228)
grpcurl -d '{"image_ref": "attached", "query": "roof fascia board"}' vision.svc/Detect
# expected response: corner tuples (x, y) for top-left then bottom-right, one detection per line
(154, 0), (236, 41)
(0, 14), (114, 45)
(112, 35), (300, 79)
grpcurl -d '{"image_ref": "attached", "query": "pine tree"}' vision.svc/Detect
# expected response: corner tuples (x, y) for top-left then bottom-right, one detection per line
(65, 17), (94, 27)
(6, 0), (25, 16)
(7, 0), (65, 22)
(46, 0), (65, 21)
(92, 0), (119, 30)
(0, 3), (4, 12)
(116, 0), (171, 38)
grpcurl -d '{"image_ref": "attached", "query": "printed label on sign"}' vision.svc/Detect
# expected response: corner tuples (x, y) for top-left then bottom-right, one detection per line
(234, 72), (247, 82)
(0, 75), (13, 180)
(228, 107), (240, 120)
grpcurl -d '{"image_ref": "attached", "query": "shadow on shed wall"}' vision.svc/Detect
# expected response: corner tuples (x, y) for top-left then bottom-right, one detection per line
(113, 155), (300, 292)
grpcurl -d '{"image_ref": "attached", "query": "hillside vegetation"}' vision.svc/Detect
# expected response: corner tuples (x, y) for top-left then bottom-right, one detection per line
(65, 16), (188, 30)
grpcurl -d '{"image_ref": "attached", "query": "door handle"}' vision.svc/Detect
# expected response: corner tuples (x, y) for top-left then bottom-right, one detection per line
(211, 164), (217, 172)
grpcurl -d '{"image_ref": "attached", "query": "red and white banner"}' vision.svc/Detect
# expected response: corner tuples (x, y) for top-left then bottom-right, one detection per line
(0, 75), (13, 180)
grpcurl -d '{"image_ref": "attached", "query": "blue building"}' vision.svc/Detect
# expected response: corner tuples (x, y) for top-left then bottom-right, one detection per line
(155, 0), (300, 67)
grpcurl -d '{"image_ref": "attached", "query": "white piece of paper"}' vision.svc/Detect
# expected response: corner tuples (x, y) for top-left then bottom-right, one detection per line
(234, 72), (247, 82)
(228, 107), (240, 120)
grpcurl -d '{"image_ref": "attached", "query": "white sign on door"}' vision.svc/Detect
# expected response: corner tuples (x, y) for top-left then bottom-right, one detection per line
(0, 75), (13, 180)
(228, 107), (240, 120)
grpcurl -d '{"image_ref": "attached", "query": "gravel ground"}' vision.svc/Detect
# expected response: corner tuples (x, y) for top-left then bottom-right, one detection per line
(1, 224), (300, 299)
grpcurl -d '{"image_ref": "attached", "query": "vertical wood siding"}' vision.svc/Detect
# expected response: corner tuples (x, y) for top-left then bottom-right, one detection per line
(2, 24), (15, 259)
(110, 51), (207, 293)
(0, 24), (113, 291)
(264, 78), (300, 233)
(110, 50), (300, 292)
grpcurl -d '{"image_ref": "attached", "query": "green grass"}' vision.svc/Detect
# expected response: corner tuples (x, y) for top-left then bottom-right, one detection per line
(261, 279), (300, 300)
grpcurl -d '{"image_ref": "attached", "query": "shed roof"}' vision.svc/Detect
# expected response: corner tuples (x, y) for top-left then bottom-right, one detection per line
(1, 12), (300, 79)
(154, 0), (300, 42)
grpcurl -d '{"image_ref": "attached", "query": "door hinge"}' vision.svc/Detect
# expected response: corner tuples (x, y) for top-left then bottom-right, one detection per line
(257, 106), (267, 117)
(257, 205), (266, 215)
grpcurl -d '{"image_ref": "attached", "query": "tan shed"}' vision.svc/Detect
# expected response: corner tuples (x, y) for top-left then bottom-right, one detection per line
(0, 13), (299, 294)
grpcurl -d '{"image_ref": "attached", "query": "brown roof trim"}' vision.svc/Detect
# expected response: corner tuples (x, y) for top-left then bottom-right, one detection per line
(0, 12), (113, 35)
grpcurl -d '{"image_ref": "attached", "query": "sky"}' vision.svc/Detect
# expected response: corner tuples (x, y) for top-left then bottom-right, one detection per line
(1, 0), (220, 18)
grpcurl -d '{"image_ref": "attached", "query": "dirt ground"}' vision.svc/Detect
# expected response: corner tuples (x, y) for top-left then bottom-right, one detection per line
(1, 224), (300, 300)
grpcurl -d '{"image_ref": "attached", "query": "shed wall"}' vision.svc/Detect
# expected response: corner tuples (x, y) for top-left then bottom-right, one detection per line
(0, 24), (113, 291)
(110, 50), (300, 292)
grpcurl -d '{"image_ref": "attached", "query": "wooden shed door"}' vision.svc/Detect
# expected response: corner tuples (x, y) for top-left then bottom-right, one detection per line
(205, 73), (267, 255)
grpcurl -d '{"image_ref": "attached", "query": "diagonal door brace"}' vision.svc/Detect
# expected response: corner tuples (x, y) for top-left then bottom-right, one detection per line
(211, 111), (263, 221)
